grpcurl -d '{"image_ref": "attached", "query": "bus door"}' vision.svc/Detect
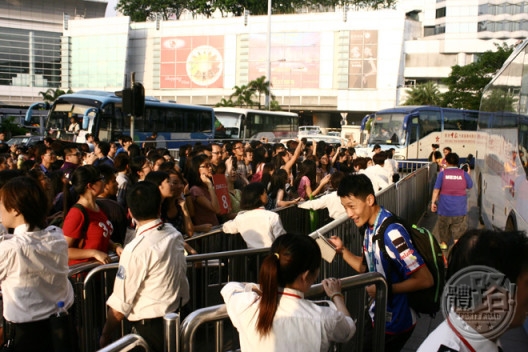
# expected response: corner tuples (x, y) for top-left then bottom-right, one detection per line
(406, 113), (421, 160)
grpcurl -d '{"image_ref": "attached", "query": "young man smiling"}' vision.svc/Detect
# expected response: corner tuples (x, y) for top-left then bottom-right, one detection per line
(329, 174), (433, 351)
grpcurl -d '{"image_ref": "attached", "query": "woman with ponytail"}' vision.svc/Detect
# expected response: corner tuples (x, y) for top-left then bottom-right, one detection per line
(221, 234), (355, 351)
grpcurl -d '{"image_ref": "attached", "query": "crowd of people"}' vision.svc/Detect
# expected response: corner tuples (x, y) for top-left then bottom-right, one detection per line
(3, 132), (517, 352)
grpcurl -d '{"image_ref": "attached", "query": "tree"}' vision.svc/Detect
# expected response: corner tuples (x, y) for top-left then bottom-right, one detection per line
(38, 88), (71, 103)
(402, 82), (442, 106)
(441, 43), (514, 110)
(215, 98), (235, 107)
(229, 84), (256, 107)
(116, 0), (189, 21)
(116, 0), (396, 22)
(248, 76), (275, 110)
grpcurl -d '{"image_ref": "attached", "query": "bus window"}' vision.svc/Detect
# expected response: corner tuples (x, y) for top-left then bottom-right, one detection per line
(443, 110), (465, 130)
(199, 111), (213, 132)
(408, 116), (422, 144)
(420, 110), (441, 137)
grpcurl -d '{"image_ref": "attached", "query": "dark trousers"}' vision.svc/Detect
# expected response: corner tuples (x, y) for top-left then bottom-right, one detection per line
(2, 314), (77, 352)
(131, 318), (164, 352)
(3, 319), (54, 352)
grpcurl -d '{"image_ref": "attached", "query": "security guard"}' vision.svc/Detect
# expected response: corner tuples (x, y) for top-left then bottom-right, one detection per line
(99, 182), (189, 352)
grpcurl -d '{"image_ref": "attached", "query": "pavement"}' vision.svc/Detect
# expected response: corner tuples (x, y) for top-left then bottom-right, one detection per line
(401, 175), (528, 351)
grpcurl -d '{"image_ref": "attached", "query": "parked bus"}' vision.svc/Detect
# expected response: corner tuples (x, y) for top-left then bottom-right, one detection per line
(214, 107), (298, 142)
(45, 90), (216, 148)
(0, 104), (48, 135)
(476, 40), (528, 232)
(355, 106), (479, 161)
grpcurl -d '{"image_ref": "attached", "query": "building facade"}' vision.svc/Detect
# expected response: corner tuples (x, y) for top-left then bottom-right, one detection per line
(2, 0), (527, 128)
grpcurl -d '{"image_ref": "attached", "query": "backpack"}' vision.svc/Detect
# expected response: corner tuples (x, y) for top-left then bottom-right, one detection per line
(374, 215), (446, 316)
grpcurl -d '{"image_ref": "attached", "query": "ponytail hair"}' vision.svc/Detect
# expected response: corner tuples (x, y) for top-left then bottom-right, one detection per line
(256, 234), (321, 336)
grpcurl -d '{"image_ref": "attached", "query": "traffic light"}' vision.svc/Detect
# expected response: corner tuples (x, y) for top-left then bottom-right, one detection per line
(132, 82), (145, 116)
(116, 82), (144, 116)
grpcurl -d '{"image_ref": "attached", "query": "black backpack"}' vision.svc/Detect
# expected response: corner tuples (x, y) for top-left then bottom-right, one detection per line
(374, 215), (446, 316)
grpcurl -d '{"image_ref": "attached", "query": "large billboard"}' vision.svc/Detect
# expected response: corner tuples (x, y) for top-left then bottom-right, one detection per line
(248, 32), (320, 89)
(160, 36), (224, 89)
(349, 30), (378, 89)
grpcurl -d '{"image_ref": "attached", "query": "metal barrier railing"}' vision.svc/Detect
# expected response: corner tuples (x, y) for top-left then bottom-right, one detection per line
(96, 333), (148, 352)
(69, 161), (432, 352)
(179, 272), (388, 352)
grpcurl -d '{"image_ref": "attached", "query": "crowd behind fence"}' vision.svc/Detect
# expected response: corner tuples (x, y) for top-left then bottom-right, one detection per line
(64, 161), (433, 352)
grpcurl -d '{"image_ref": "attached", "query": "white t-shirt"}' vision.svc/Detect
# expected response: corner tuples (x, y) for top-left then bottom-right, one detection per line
(222, 207), (286, 248)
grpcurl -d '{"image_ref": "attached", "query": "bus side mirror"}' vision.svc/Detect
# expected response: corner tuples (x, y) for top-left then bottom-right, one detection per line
(25, 102), (49, 124)
(82, 108), (98, 130)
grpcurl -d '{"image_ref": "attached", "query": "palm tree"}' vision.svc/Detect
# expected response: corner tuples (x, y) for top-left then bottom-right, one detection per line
(248, 76), (275, 110)
(215, 98), (235, 107)
(230, 84), (256, 107)
(402, 82), (442, 106)
(38, 88), (71, 103)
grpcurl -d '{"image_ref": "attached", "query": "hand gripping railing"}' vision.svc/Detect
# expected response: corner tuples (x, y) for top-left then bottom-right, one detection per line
(180, 272), (387, 352)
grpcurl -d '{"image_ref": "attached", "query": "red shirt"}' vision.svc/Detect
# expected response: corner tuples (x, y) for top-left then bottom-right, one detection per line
(63, 205), (113, 266)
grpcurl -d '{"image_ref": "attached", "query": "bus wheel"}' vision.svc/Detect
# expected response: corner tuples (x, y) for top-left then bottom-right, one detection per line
(505, 215), (517, 232)
(477, 175), (484, 225)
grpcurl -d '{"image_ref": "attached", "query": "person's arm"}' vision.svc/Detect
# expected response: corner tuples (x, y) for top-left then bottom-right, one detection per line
(64, 236), (111, 264)
(308, 174), (331, 198)
(99, 307), (125, 348)
(276, 189), (301, 208)
(196, 176), (221, 214)
(322, 278), (351, 317)
(431, 189), (440, 212)
(392, 265), (433, 294)
(282, 140), (304, 175)
(329, 236), (367, 273)
(298, 193), (327, 210)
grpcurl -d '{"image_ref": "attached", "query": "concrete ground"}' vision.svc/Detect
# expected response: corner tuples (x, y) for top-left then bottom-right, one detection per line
(402, 175), (528, 351)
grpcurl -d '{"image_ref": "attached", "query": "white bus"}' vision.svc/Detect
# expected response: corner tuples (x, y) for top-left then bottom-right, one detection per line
(214, 107), (298, 142)
(355, 106), (479, 161)
(476, 40), (528, 231)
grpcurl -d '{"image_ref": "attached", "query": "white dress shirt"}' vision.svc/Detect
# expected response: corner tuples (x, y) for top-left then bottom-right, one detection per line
(222, 207), (286, 248)
(107, 220), (189, 321)
(298, 192), (347, 220)
(418, 310), (502, 352)
(221, 282), (356, 352)
(0, 224), (74, 323)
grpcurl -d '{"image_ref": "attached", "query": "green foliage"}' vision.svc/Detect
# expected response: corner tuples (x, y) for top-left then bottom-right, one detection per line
(441, 43), (514, 110)
(0, 116), (28, 137)
(116, 0), (396, 21)
(217, 76), (280, 110)
(402, 82), (442, 106)
(39, 88), (72, 103)
(480, 87), (517, 113)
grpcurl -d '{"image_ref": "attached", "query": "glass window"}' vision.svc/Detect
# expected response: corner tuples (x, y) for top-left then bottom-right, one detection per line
(0, 27), (60, 87)
(436, 7), (446, 18)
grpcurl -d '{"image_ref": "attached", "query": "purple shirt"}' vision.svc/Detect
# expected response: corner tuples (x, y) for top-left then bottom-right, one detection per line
(434, 167), (473, 217)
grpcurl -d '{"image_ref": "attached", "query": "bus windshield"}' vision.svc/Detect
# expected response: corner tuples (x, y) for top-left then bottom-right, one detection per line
(368, 113), (404, 145)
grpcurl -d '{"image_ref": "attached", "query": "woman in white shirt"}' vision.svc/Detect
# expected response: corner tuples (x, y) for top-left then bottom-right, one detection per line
(0, 176), (74, 351)
(221, 234), (356, 352)
(222, 182), (286, 249)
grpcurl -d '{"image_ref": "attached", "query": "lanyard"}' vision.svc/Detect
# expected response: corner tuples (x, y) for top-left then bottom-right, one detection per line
(366, 209), (383, 273)
(447, 318), (476, 352)
(279, 291), (302, 299)
(136, 221), (164, 238)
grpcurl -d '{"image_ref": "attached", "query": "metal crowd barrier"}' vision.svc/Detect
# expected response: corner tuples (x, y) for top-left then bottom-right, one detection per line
(180, 272), (388, 352)
(68, 161), (432, 352)
(96, 334), (149, 352)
